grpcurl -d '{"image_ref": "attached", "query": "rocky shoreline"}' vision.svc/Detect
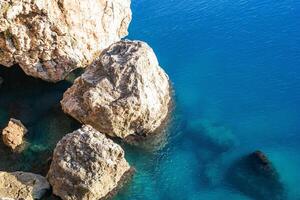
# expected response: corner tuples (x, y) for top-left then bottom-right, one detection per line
(0, 0), (172, 199)
(0, 0), (287, 200)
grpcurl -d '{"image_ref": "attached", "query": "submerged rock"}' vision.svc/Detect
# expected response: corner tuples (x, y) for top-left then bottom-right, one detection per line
(0, 0), (131, 82)
(2, 118), (27, 150)
(61, 40), (171, 139)
(226, 150), (285, 200)
(250, 150), (278, 176)
(186, 119), (237, 153)
(47, 125), (133, 200)
(0, 171), (50, 200)
(0, 76), (3, 86)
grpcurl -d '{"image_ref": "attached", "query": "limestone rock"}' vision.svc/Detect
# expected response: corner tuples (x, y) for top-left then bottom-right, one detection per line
(0, 171), (50, 200)
(0, 0), (131, 82)
(61, 40), (171, 139)
(2, 118), (27, 150)
(47, 125), (132, 200)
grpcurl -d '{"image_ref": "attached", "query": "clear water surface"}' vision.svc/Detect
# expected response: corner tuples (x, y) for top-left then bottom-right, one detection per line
(118, 0), (300, 199)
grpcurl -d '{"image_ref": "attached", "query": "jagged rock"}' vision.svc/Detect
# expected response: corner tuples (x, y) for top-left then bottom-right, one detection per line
(0, 171), (50, 200)
(61, 40), (171, 139)
(47, 125), (133, 200)
(226, 150), (285, 200)
(2, 118), (27, 150)
(0, 0), (131, 82)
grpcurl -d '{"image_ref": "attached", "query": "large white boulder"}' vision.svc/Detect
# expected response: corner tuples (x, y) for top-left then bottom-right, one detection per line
(0, 0), (131, 81)
(61, 40), (171, 139)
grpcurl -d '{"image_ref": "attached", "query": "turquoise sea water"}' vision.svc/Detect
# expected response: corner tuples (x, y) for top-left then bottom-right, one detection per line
(0, 0), (300, 199)
(118, 0), (300, 199)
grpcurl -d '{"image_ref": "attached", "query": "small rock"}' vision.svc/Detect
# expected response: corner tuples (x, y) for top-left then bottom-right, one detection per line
(2, 118), (27, 150)
(61, 40), (172, 139)
(226, 150), (285, 200)
(0, 171), (50, 200)
(47, 125), (133, 200)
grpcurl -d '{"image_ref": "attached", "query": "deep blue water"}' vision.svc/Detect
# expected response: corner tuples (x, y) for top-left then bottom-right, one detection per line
(0, 0), (300, 199)
(117, 0), (300, 199)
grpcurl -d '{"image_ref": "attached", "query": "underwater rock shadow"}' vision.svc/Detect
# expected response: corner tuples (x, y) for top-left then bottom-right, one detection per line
(225, 150), (286, 200)
(171, 118), (240, 188)
(185, 118), (238, 154)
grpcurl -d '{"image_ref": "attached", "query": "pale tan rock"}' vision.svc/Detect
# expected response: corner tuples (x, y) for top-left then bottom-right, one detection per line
(61, 40), (171, 139)
(0, 171), (50, 200)
(0, 0), (131, 82)
(2, 118), (27, 150)
(47, 125), (132, 200)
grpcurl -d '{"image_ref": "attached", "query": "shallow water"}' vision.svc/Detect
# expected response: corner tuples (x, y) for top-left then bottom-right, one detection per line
(1, 0), (300, 199)
(0, 67), (81, 175)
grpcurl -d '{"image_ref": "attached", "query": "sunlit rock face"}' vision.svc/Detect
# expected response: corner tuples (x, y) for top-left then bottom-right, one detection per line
(2, 118), (27, 150)
(0, 171), (50, 200)
(47, 125), (132, 200)
(0, 0), (131, 82)
(61, 40), (171, 139)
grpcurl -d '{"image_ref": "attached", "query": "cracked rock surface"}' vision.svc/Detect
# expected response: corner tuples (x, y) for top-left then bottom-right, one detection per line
(61, 40), (171, 139)
(47, 125), (132, 200)
(0, 171), (50, 200)
(0, 0), (131, 82)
